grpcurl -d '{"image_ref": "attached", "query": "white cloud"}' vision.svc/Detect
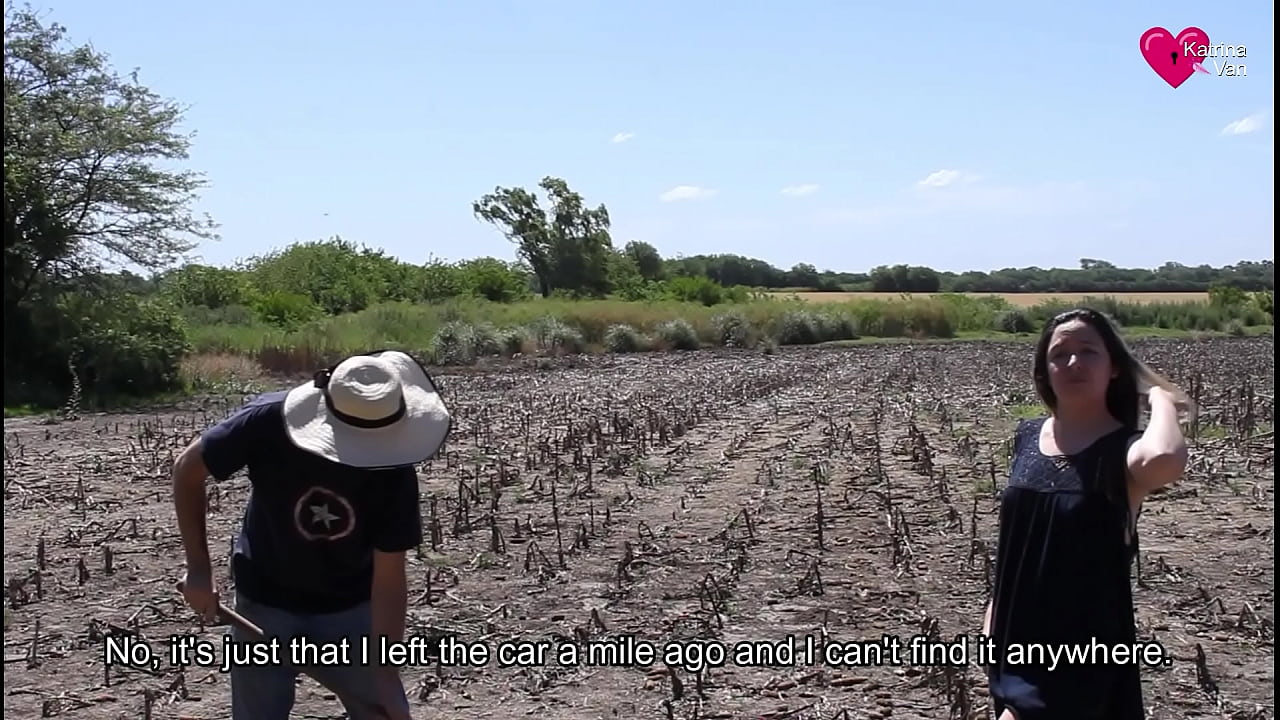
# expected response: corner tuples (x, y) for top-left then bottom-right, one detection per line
(917, 169), (962, 188)
(1221, 113), (1265, 135)
(780, 183), (820, 197)
(659, 185), (715, 202)
(916, 169), (981, 188)
(611, 132), (635, 144)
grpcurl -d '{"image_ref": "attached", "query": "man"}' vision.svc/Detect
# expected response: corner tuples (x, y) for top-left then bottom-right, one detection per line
(172, 349), (452, 720)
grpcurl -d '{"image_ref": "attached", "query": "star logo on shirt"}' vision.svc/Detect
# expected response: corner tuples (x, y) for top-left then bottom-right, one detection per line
(310, 503), (340, 528)
(292, 486), (356, 541)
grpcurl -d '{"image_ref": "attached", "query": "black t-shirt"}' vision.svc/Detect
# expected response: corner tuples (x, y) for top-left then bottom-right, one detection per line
(200, 391), (423, 613)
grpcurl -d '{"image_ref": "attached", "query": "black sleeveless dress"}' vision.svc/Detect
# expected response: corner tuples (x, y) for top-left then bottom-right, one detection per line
(986, 417), (1146, 720)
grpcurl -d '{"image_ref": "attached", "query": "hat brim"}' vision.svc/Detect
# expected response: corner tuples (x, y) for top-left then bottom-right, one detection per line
(282, 350), (452, 468)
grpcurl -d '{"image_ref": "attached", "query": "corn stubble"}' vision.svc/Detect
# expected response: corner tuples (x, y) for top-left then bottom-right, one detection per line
(1, 336), (1273, 720)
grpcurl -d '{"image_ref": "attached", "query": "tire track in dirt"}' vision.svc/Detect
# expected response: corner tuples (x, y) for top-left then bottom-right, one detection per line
(512, 380), (853, 720)
(691, 388), (903, 720)
(698, 365), (990, 720)
(582, 383), (840, 720)
(868, 405), (998, 717)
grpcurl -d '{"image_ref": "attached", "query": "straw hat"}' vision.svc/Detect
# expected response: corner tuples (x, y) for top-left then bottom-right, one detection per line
(282, 350), (452, 468)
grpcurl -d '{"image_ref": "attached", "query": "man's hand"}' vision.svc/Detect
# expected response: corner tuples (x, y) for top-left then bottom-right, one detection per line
(181, 566), (219, 623)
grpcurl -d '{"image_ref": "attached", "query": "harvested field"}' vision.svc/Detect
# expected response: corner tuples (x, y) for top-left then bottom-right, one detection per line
(770, 291), (1211, 307)
(3, 336), (1274, 720)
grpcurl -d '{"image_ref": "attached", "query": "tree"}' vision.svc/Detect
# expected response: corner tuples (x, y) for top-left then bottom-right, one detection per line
(869, 264), (940, 292)
(623, 240), (664, 281)
(4, 5), (218, 312)
(787, 263), (819, 288)
(454, 257), (531, 303)
(472, 176), (614, 297)
(4, 6), (215, 404)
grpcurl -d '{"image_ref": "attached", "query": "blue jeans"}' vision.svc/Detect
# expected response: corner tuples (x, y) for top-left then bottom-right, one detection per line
(228, 592), (410, 720)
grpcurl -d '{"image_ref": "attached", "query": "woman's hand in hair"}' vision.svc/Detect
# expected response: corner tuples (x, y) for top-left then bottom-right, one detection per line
(1128, 386), (1191, 494)
(1147, 386), (1190, 413)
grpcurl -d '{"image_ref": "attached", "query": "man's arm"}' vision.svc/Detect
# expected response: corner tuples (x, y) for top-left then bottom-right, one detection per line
(369, 551), (411, 720)
(370, 466), (423, 647)
(371, 550), (409, 644)
(366, 466), (422, 719)
(173, 438), (214, 579)
(172, 401), (270, 617)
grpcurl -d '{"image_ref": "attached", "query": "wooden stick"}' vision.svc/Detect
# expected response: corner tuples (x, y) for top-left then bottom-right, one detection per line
(175, 581), (265, 637)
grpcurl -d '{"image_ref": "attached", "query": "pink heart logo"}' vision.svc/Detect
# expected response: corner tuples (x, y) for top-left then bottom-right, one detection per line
(1140, 26), (1210, 88)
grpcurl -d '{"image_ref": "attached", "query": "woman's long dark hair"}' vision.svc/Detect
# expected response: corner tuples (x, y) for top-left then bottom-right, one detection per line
(1031, 308), (1193, 429)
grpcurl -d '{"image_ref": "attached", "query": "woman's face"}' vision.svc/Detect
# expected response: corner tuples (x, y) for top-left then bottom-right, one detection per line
(1045, 319), (1117, 406)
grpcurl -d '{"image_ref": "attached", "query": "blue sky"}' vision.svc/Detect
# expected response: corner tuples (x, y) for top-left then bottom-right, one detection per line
(36, 0), (1274, 274)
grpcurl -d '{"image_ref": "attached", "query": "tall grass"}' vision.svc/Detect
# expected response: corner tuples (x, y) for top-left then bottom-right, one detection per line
(186, 293), (1271, 374)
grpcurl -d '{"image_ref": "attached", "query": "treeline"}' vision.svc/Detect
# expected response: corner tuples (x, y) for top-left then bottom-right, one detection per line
(128, 238), (1277, 333)
(123, 237), (758, 328)
(665, 256), (1274, 293)
(151, 237), (1277, 324)
(465, 176), (1273, 297)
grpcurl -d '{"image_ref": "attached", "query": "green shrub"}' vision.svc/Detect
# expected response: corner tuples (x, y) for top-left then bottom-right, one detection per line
(12, 291), (195, 403)
(429, 321), (478, 365)
(469, 322), (506, 357)
(815, 312), (859, 341)
(775, 310), (821, 345)
(994, 309), (1034, 334)
(711, 309), (754, 348)
(654, 318), (700, 350)
(529, 317), (586, 355)
(253, 291), (324, 329)
(502, 326), (534, 355)
(603, 324), (646, 353)
(661, 275), (725, 306)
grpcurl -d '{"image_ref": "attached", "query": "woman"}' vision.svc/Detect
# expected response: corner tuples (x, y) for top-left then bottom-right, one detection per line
(983, 308), (1191, 719)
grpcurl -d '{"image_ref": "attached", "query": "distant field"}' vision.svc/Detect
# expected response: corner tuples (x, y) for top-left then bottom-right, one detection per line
(767, 291), (1211, 307)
